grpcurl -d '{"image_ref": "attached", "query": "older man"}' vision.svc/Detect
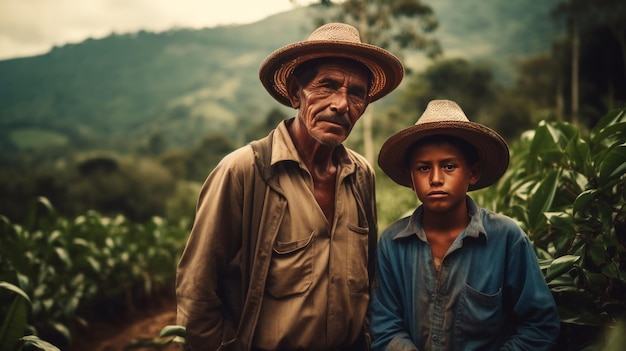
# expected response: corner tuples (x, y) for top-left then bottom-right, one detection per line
(176, 23), (403, 351)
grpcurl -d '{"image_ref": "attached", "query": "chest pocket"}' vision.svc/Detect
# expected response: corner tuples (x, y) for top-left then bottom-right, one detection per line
(347, 224), (369, 293)
(455, 285), (503, 339)
(266, 231), (315, 298)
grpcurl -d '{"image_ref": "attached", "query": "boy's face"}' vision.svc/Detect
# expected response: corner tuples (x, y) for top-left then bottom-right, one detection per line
(408, 141), (481, 214)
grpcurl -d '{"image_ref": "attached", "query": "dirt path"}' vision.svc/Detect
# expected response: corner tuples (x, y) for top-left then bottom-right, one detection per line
(70, 299), (180, 351)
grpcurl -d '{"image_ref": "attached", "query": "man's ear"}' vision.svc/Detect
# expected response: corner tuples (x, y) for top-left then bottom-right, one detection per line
(286, 76), (301, 109)
(468, 163), (481, 186)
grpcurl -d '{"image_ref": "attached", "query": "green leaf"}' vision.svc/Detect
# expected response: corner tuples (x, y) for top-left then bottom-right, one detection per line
(598, 143), (626, 186)
(48, 322), (71, 343)
(159, 325), (186, 338)
(47, 230), (62, 245)
(547, 273), (576, 289)
(54, 247), (72, 268)
(558, 303), (608, 326)
(591, 109), (626, 145)
(564, 133), (591, 175)
(573, 190), (597, 217)
(0, 286), (30, 351)
(545, 255), (580, 282)
(538, 258), (553, 271)
(528, 170), (560, 231)
(530, 124), (560, 159)
(592, 108), (624, 132)
(545, 211), (575, 235)
(586, 241), (607, 267)
(602, 262), (621, 280)
(0, 282), (31, 303)
(20, 335), (61, 351)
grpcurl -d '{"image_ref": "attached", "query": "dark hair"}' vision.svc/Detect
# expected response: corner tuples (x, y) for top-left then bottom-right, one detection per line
(292, 57), (373, 89)
(405, 135), (479, 169)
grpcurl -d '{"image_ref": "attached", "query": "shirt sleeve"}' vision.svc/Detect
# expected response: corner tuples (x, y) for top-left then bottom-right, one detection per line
(368, 232), (420, 351)
(175, 150), (248, 350)
(501, 232), (561, 350)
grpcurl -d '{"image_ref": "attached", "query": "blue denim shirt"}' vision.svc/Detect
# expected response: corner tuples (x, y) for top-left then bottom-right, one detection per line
(369, 197), (560, 351)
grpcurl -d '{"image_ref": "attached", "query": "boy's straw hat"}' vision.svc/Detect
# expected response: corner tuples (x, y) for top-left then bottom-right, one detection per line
(378, 100), (509, 191)
(259, 23), (404, 107)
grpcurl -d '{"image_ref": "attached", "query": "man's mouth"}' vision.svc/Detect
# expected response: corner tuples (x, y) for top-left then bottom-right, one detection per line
(318, 116), (350, 130)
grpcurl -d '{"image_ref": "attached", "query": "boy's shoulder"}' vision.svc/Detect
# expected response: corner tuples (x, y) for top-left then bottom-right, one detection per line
(380, 215), (413, 241)
(476, 207), (530, 245)
(479, 207), (521, 228)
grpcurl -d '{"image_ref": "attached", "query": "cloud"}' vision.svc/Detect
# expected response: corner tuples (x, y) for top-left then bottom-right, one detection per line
(0, 0), (311, 60)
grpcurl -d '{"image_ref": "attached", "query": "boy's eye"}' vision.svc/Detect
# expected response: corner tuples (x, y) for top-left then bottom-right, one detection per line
(443, 164), (456, 171)
(417, 166), (430, 172)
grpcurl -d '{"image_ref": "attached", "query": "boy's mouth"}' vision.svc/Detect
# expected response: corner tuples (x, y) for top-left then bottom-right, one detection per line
(427, 191), (447, 197)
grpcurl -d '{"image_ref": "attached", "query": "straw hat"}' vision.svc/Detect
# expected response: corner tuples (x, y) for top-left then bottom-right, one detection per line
(378, 100), (509, 191)
(259, 23), (404, 107)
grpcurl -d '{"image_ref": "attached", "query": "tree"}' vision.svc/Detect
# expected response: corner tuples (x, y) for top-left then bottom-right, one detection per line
(313, 0), (442, 163)
(552, 0), (626, 126)
(396, 58), (498, 126)
(245, 108), (289, 142)
(316, 0), (441, 60)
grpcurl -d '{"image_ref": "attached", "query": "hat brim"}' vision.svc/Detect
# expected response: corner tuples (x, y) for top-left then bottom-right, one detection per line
(259, 40), (404, 107)
(378, 121), (510, 191)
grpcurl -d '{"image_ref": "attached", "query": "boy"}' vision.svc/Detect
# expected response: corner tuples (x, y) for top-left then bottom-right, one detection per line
(369, 100), (560, 350)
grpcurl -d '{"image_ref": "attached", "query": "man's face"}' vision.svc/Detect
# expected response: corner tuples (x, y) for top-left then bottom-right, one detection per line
(290, 60), (371, 147)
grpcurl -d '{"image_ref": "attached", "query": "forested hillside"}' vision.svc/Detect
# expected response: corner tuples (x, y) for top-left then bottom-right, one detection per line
(0, 1), (561, 163)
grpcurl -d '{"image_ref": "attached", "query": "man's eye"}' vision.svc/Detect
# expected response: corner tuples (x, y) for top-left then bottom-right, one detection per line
(348, 89), (367, 100)
(323, 82), (340, 90)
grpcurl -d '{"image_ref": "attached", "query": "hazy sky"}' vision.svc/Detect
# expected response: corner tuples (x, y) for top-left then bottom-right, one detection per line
(0, 0), (315, 60)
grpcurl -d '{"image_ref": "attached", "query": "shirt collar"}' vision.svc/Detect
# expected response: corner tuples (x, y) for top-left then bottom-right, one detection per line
(393, 196), (487, 242)
(271, 118), (355, 175)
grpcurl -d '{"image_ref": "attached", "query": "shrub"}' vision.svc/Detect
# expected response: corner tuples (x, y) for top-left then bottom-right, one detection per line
(493, 108), (626, 349)
(0, 198), (189, 348)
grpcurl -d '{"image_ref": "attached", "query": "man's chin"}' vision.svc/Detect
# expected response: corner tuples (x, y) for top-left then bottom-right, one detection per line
(315, 134), (346, 147)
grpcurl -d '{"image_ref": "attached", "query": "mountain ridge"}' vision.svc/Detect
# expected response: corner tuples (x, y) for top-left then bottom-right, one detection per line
(0, 1), (562, 159)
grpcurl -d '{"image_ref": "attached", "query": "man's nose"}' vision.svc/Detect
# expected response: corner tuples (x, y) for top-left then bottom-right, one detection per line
(330, 89), (349, 114)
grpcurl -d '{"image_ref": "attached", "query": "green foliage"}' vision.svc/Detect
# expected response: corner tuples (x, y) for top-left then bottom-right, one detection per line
(0, 197), (189, 349)
(0, 282), (60, 351)
(320, 0), (442, 59)
(0, 0), (562, 165)
(375, 171), (419, 230)
(0, 153), (184, 223)
(397, 58), (498, 122)
(123, 325), (186, 350)
(489, 108), (626, 349)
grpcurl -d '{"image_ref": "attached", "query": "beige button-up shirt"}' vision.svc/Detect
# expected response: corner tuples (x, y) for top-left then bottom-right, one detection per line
(177, 119), (375, 351)
(251, 122), (370, 350)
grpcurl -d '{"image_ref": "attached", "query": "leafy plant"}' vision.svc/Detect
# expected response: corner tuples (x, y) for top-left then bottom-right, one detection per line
(0, 281), (60, 351)
(492, 108), (626, 349)
(123, 325), (186, 350)
(0, 197), (189, 349)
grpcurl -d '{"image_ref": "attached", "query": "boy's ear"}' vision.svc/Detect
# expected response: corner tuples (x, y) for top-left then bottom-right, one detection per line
(286, 76), (301, 109)
(468, 163), (481, 186)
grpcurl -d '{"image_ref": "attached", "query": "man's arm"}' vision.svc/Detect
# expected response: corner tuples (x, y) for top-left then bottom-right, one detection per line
(176, 152), (247, 350)
(368, 234), (420, 351)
